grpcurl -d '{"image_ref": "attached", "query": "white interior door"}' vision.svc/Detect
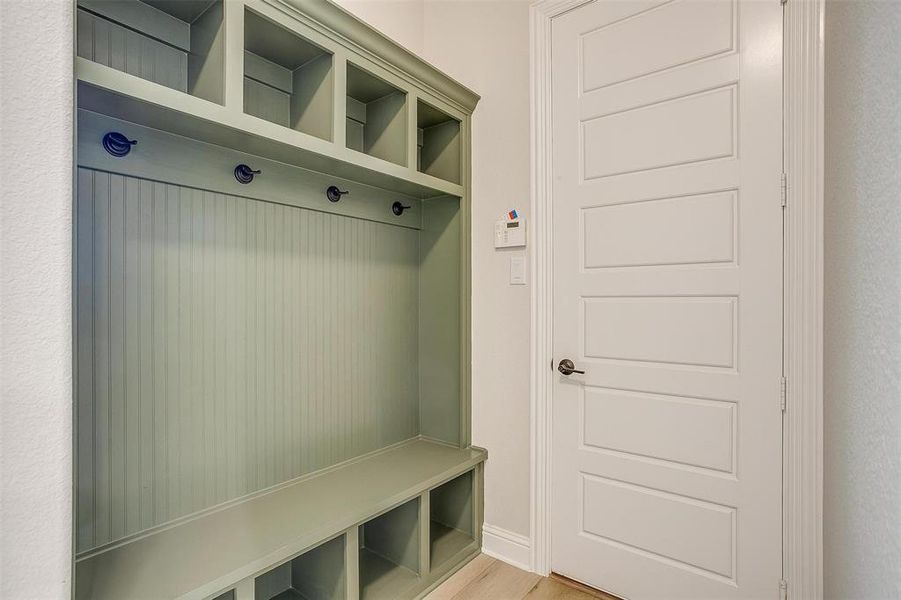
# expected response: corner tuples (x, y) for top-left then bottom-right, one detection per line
(550, 1), (783, 598)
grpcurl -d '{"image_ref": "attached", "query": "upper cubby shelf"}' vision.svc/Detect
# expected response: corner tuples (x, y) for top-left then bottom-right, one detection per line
(77, 0), (225, 104)
(346, 63), (407, 166)
(417, 99), (462, 184)
(243, 9), (333, 141)
(74, 0), (478, 200)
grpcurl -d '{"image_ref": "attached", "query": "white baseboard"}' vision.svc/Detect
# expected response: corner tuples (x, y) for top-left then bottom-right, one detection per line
(481, 523), (532, 572)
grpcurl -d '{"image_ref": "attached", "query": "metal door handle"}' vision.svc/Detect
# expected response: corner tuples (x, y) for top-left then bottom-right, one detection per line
(557, 359), (585, 376)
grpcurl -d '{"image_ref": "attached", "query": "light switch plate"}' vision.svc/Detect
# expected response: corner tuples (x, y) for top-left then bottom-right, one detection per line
(510, 254), (527, 285)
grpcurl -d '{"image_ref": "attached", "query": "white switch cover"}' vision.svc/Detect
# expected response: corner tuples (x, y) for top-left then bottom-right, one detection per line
(510, 254), (527, 285)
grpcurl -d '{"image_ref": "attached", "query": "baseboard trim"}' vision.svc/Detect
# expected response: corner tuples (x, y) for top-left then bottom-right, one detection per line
(481, 524), (532, 571)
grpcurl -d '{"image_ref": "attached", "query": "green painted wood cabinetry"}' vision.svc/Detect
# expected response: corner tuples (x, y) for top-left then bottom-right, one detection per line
(73, 0), (480, 598)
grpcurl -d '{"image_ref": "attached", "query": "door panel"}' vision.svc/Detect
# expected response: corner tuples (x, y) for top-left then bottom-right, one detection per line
(551, 1), (783, 598)
(582, 190), (738, 269)
(582, 386), (736, 473)
(580, 0), (734, 92)
(582, 86), (737, 179)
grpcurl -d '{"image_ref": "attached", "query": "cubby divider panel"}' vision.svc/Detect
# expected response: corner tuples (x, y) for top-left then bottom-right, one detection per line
(244, 9), (334, 141)
(255, 536), (346, 600)
(429, 470), (475, 570)
(359, 498), (421, 600)
(76, 0), (224, 104)
(416, 100), (461, 184)
(346, 64), (408, 166)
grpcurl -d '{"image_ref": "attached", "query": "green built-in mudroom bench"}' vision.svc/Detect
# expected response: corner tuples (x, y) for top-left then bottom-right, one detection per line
(73, 0), (481, 597)
(76, 441), (485, 599)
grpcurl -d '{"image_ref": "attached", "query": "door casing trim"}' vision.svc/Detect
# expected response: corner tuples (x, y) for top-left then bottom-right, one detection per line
(528, 1), (824, 597)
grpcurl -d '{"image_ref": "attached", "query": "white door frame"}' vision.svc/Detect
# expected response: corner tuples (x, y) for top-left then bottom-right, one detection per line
(527, 0), (825, 598)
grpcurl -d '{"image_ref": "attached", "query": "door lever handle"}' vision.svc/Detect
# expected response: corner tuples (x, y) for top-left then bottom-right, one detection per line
(557, 359), (585, 376)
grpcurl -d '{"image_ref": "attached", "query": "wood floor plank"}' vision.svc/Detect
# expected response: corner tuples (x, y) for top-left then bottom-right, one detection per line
(428, 554), (620, 600)
(447, 558), (542, 600)
(424, 554), (496, 600)
(525, 578), (614, 600)
(547, 573), (622, 600)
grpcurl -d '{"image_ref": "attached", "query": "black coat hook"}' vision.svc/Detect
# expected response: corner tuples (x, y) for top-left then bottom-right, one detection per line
(102, 132), (137, 157)
(391, 201), (411, 216)
(326, 186), (349, 202)
(234, 164), (261, 184)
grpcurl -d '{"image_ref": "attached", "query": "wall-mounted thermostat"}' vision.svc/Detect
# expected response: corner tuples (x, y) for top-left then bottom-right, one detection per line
(495, 217), (526, 248)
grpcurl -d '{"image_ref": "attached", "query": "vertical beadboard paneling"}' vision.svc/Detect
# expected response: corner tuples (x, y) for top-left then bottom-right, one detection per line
(75, 168), (420, 553)
(243, 77), (291, 128)
(76, 9), (188, 93)
(76, 170), (95, 550)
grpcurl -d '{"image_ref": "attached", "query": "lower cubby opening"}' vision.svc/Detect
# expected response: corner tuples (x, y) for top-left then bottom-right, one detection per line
(255, 536), (346, 600)
(429, 470), (475, 570)
(359, 499), (421, 600)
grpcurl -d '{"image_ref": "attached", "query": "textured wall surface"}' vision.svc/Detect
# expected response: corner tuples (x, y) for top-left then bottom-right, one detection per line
(824, 1), (901, 598)
(0, 1), (74, 597)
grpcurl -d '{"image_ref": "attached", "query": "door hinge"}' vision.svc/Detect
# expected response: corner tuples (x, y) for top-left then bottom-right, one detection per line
(781, 172), (788, 208)
(780, 377), (787, 412)
(551, 358), (554, 371)
(780, 579), (788, 600)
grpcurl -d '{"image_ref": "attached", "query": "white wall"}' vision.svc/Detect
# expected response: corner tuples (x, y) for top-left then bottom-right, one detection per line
(423, 0), (533, 561)
(334, 0), (534, 561)
(0, 1), (74, 598)
(824, 1), (901, 598)
(335, 0), (425, 55)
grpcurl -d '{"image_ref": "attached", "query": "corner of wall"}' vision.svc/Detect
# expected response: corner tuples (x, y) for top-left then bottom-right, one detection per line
(481, 524), (532, 571)
(0, 1), (75, 597)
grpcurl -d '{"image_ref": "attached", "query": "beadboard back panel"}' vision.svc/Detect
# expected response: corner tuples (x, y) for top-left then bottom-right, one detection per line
(75, 167), (420, 553)
(77, 8), (189, 94)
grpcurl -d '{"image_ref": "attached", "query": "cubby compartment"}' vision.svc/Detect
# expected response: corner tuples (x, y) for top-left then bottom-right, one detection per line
(429, 471), (475, 570)
(255, 536), (346, 600)
(212, 590), (235, 600)
(243, 9), (334, 140)
(359, 499), (421, 600)
(346, 64), (408, 166)
(76, 0), (224, 104)
(417, 100), (461, 184)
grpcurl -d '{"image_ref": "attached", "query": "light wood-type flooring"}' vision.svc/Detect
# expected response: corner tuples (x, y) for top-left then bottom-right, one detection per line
(425, 554), (621, 600)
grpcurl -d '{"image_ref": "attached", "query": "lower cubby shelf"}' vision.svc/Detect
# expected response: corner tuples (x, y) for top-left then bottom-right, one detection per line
(359, 548), (420, 600)
(429, 471), (476, 571)
(429, 522), (475, 571)
(359, 498), (422, 600)
(256, 535), (345, 600)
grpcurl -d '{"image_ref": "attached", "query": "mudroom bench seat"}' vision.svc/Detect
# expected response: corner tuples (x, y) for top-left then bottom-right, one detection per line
(76, 440), (486, 600)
